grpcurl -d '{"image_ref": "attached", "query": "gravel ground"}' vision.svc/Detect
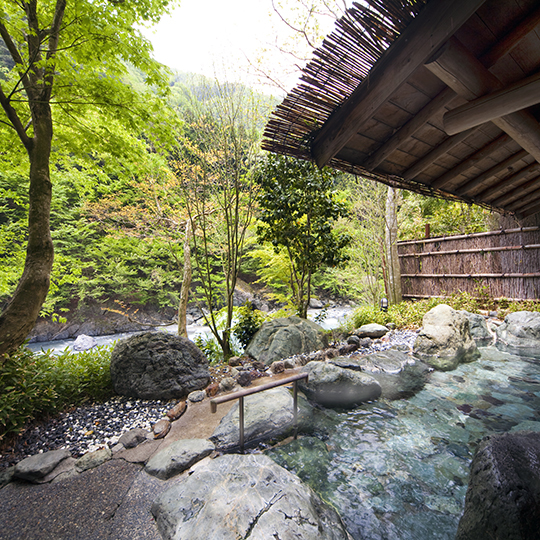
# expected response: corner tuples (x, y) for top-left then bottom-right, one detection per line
(0, 330), (417, 470)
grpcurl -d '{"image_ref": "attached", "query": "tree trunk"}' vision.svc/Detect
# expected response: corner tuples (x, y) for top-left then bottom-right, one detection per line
(0, 109), (54, 358)
(384, 187), (402, 305)
(178, 220), (193, 338)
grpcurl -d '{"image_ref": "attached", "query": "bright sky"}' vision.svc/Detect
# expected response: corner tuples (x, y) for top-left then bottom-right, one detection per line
(141, 0), (344, 93)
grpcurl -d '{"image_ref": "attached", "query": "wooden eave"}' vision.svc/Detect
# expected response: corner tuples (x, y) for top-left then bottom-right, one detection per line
(262, 0), (540, 218)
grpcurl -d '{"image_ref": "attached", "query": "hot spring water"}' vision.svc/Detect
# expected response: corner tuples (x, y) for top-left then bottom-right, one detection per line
(267, 346), (540, 540)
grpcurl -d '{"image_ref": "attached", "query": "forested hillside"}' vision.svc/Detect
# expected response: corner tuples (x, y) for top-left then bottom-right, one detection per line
(0, 34), (497, 346)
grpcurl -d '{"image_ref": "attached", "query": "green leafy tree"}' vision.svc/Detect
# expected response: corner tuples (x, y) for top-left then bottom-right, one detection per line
(256, 154), (350, 318)
(0, 0), (177, 357)
(172, 79), (263, 360)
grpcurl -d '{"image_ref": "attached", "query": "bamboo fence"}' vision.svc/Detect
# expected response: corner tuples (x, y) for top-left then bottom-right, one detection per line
(398, 226), (540, 300)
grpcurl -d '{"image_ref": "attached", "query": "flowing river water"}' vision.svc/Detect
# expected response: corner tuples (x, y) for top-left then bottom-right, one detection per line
(267, 346), (540, 540)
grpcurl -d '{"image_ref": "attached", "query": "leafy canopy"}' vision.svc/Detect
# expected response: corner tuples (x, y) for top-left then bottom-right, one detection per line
(256, 154), (350, 317)
(0, 0), (179, 174)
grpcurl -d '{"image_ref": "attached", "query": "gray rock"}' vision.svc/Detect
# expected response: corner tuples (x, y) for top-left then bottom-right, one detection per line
(460, 311), (494, 345)
(331, 349), (429, 400)
(210, 387), (312, 451)
(145, 439), (215, 480)
(245, 316), (328, 366)
(0, 466), (15, 488)
(413, 304), (480, 370)
(347, 334), (361, 346)
(75, 447), (112, 473)
(219, 376), (237, 392)
(299, 361), (381, 408)
(187, 390), (206, 402)
(151, 453), (352, 540)
(353, 323), (389, 339)
(495, 311), (540, 358)
(14, 449), (71, 483)
(309, 297), (324, 308)
(110, 332), (210, 399)
(456, 431), (540, 540)
(72, 334), (98, 351)
(270, 360), (285, 374)
(118, 428), (150, 449)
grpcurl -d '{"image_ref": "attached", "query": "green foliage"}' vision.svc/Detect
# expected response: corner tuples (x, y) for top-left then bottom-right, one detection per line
(398, 193), (497, 240)
(256, 154), (351, 317)
(0, 345), (114, 441)
(233, 302), (265, 348)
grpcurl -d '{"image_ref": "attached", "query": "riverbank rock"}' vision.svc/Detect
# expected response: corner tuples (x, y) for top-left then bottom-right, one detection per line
(299, 361), (381, 408)
(331, 349), (429, 400)
(210, 386), (312, 451)
(456, 431), (540, 540)
(110, 332), (210, 400)
(353, 323), (388, 339)
(413, 304), (480, 371)
(495, 311), (540, 358)
(245, 316), (328, 366)
(151, 453), (352, 540)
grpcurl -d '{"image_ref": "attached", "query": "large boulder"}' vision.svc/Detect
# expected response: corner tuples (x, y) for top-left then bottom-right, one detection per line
(456, 431), (540, 540)
(495, 311), (540, 358)
(151, 453), (352, 540)
(331, 349), (429, 400)
(299, 361), (381, 408)
(413, 304), (480, 371)
(245, 316), (328, 366)
(210, 386), (313, 451)
(110, 332), (210, 399)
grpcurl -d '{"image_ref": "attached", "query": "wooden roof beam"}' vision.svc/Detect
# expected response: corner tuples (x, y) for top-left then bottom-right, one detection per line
(426, 37), (540, 165)
(431, 133), (511, 190)
(456, 150), (528, 196)
(444, 71), (540, 136)
(310, 0), (487, 168)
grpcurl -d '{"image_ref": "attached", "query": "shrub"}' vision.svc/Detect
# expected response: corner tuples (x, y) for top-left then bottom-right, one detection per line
(233, 302), (265, 348)
(0, 345), (114, 442)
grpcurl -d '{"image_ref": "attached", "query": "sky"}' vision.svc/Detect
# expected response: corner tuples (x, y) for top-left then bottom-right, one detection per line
(141, 0), (344, 93)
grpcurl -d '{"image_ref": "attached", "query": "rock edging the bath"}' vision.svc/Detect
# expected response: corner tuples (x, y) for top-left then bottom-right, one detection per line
(151, 453), (353, 540)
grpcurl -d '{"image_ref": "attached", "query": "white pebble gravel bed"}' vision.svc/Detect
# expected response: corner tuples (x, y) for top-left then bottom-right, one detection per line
(0, 330), (417, 470)
(1, 396), (173, 469)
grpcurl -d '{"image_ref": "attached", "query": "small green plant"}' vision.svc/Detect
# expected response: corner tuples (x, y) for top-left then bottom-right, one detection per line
(233, 302), (265, 349)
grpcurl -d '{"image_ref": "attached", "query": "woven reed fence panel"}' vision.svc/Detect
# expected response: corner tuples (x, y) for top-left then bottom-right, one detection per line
(398, 227), (540, 300)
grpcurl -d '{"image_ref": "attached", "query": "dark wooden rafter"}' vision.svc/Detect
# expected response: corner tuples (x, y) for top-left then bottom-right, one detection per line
(311, 0), (487, 168)
(425, 37), (540, 164)
(456, 150), (529, 196)
(431, 133), (511, 190)
(362, 86), (456, 170)
(499, 176), (540, 209)
(477, 162), (540, 201)
(402, 127), (478, 181)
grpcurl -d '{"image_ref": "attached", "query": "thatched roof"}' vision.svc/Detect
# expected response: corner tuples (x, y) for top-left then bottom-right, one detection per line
(263, 0), (540, 218)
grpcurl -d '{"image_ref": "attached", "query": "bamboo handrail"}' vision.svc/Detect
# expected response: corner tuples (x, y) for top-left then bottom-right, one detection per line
(210, 372), (309, 453)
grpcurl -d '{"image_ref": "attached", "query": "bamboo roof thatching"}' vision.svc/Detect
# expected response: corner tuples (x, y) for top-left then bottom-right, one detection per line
(262, 0), (540, 218)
